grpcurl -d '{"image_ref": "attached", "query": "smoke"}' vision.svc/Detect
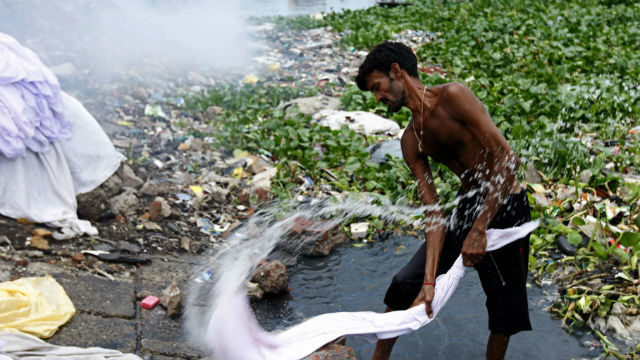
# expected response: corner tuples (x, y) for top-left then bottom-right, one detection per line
(0, 0), (251, 79)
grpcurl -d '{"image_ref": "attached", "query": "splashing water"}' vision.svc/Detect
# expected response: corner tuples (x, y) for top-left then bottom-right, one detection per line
(184, 193), (483, 352)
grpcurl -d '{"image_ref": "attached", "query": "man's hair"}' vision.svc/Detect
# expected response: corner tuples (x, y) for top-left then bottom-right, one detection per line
(355, 41), (419, 91)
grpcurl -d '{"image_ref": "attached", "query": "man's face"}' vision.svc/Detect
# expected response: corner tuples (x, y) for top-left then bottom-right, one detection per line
(365, 70), (405, 112)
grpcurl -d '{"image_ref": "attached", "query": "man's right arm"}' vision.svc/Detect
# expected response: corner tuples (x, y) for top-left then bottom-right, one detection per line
(400, 133), (446, 318)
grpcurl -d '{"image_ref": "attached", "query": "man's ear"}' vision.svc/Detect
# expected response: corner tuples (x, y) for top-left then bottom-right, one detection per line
(389, 63), (402, 80)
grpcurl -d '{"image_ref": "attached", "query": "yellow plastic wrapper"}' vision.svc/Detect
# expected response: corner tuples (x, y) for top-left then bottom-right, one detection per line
(189, 185), (204, 198)
(242, 74), (259, 85)
(0, 275), (76, 338)
(231, 166), (244, 179)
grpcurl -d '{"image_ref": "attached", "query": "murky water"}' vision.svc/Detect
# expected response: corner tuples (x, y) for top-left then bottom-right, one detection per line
(253, 235), (600, 359)
(241, 0), (377, 16)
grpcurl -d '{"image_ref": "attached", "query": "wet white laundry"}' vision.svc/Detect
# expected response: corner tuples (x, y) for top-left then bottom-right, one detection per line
(0, 331), (141, 360)
(207, 220), (539, 360)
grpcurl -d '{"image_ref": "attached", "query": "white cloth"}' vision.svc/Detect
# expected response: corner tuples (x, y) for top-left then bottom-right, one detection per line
(0, 331), (141, 360)
(207, 220), (539, 360)
(0, 92), (124, 235)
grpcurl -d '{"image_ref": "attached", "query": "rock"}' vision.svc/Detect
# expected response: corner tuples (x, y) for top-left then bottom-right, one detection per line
(301, 343), (357, 360)
(532, 192), (551, 207)
(32, 228), (53, 237)
(282, 94), (341, 116)
(204, 105), (223, 120)
(154, 197), (172, 218)
(286, 218), (346, 256)
(252, 167), (277, 190)
(29, 236), (49, 250)
(579, 169), (593, 184)
(15, 259), (28, 267)
(606, 315), (631, 339)
(350, 222), (369, 240)
(206, 183), (229, 203)
(77, 188), (109, 221)
(555, 186), (577, 202)
(368, 139), (402, 163)
(109, 189), (139, 216)
(117, 164), (144, 189)
(149, 201), (163, 222)
(160, 282), (182, 318)
(251, 260), (289, 295)
(140, 181), (163, 196)
(313, 109), (401, 136)
(611, 302), (627, 316)
(72, 253), (85, 264)
(524, 162), (543, 184)
(626, 316), (640, 339)
(143, 221), (162, 231)
(101, 174), (124, 197)
(254, 188), (272, 203)
(180, 236), (191, 251)
(131, 87), (148, 102)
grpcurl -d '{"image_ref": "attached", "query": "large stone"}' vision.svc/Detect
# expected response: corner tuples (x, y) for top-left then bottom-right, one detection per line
(532, 192), (551, 207)
(205, 183), (229, 203)
(282, 94), (341, 116)
(117, 164), (144, 189)
(606, 315), (631, 339)
(159, 282), (182, 318)
(101, 174), (123, 197)
(149, 201), (163, 222)
(579, 169), (593, 184)
(555, 186), (577, 202)
(140, 181), (164, 196)
(302, 343), (357, 360)
(109, 189), (139, 216)
(251, 260), (288, 295)
(524, 162), (543, 184)
(286, 218), (346, 256)
(204, 105), (223, 120)
(77, 188), (109, 221)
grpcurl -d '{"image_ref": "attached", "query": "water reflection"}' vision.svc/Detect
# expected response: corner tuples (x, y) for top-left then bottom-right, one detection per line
(253, 236), (598, 359)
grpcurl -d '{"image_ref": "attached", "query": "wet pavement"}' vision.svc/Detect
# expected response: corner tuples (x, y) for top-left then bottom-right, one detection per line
(0, 254), (207, 359)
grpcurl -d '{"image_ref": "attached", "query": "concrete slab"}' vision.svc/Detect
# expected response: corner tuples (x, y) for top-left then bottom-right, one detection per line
(53, 273), (136, 318)
(49, 312), (137, 353)
(139, 255), (201, 296)
(139, 307), (205, 359)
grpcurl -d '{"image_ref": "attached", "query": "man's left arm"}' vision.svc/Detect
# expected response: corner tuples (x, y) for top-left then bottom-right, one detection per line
(443, 82), (521, 266)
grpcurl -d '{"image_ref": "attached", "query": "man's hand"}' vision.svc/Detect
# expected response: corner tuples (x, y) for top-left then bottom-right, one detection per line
(461, 227), (487, 266)
(411, 284), (435, 318)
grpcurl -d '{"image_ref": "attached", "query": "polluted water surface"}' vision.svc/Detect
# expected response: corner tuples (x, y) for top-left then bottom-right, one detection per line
(185, 194), (600, 359)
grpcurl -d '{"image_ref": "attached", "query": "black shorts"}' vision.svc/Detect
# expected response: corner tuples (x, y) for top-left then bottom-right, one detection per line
(383, 189), (532, 337)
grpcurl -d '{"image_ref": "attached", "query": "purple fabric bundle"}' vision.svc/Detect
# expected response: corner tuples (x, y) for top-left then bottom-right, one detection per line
(0, 33), (71, 159)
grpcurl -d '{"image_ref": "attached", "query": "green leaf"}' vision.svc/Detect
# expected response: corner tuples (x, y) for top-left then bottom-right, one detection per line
(592, 241), (608, 260)
(618, 232), (639, 248)
(567, 232), (582, 247)
(611, 247), (629, 263)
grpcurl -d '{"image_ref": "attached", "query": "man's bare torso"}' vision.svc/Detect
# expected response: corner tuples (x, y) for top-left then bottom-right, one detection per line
(401, 82), (520, 194)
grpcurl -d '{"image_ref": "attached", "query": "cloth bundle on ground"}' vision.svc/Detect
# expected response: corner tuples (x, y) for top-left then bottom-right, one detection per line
(0, 33), (124, 236)
(207, 220), (539, 360)
(0, 275), (75, 338)
(0, 331), (142, 360)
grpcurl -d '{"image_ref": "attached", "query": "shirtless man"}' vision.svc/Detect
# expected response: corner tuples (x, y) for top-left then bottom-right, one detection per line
(355, 42), (532, 360)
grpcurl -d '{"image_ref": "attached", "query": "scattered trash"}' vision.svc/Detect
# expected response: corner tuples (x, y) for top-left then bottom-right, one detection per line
(0, 275), (75, 338)
(350, 222), (369, 240)
(141, 295), (160, 310)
